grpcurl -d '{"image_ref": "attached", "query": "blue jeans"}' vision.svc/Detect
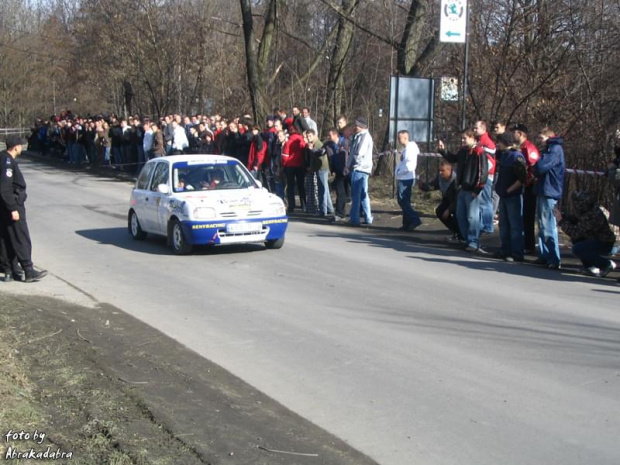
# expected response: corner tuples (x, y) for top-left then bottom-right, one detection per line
(499, 195), (524, 259)
(137, 145), (146, 173)
(397, 179), (421, 229)
(480, 176), (495, 233)
(317, 170), (334, 215)
(274, 181), (285, 201)
(537, 196), (561, 265)
(71, 143), (85, 164)
(456, 190), (481, 249)
(67, 142), (75, 163)
(111, 146), (123, 165)
(350, 171), (372, 225)
(572, 240), (614, 269)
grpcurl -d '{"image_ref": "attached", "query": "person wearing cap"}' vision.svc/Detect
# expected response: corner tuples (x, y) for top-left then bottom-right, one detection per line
(494, 132), (527, 262)
(346, 117), (374, 226)
(511, 123), (540, 254)
(0, 135), (47, 282)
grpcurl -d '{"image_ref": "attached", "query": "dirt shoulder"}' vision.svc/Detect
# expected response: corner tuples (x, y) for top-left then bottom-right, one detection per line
(0, 293), (378, 465)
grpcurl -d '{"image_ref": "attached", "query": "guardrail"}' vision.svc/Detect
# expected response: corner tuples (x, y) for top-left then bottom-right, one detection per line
(0, 128), (29, 136)
(0, 128), (30, 150)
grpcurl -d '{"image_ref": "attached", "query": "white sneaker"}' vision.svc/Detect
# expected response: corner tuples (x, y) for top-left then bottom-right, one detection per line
(600, 261), (617, 277)
(583, 267), (601, 277)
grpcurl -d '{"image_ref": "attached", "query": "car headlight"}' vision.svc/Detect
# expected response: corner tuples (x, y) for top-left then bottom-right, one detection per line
(267, 201), (286, 216)
(193, 207), (216, 220)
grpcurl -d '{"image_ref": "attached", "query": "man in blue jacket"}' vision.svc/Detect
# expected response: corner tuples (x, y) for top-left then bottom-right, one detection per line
(533, 127), (565, 269)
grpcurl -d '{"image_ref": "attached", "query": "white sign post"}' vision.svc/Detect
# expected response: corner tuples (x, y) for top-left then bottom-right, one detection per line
(440, 0), (468, 44)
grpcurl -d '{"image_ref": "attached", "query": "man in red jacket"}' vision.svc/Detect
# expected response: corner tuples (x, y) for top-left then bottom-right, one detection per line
(511, 123), (540, 254)
(282, 126), (306, 213)
(473, 120), (497, 234)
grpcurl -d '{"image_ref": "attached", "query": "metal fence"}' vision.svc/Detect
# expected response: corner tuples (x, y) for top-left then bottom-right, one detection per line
(371, 143), (616, 215)
(0, 128), (30, 150)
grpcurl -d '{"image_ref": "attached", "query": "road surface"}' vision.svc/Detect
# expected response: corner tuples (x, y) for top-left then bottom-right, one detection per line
(8, 158), (620, 465)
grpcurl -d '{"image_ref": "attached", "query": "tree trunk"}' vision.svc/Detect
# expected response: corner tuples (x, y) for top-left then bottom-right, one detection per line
(239, 0), (279, 123)
(323, 0), (358, 128)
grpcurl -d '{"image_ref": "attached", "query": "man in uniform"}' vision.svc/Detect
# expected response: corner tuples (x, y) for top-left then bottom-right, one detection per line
(0, 135), (47, 282)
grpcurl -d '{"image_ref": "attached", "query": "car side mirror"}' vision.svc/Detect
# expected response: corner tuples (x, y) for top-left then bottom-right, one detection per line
(157, 183), (170, 194)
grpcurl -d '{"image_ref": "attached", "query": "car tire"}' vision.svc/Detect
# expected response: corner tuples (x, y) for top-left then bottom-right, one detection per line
(128, 210), (147, 240)
(265, 237), (285, 249)
(169, 219), (193, 255)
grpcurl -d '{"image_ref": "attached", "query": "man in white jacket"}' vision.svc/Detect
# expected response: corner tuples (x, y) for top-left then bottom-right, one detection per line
(395, 130), (422, 231)
(171, 120), (189, 154)
(346, 117), (374, 226)
(142, 122), (154, 160)
(301, 107), (318, 134)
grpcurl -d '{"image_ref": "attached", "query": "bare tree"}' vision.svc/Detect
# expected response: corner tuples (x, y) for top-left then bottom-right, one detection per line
(239, 0), (280, 122)
(323, 0), (358, 128)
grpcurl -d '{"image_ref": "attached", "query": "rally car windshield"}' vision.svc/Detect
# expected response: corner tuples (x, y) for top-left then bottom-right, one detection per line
(172, 161), (257, 193)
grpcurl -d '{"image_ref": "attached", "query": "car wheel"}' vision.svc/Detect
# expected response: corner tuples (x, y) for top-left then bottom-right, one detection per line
(265, 237), (285, 249)
(128, 210), (147, 240)
(169, 219), (193, 255)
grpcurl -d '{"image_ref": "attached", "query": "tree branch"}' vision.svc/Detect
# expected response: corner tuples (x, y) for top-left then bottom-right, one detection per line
(318, 0), (399, 48)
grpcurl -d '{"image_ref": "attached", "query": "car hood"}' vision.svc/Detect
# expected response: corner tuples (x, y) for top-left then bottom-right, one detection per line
(174, 188), (281, 212)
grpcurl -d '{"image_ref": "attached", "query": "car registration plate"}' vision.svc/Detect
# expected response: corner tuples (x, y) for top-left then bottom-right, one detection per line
(227, 222), (262, 234)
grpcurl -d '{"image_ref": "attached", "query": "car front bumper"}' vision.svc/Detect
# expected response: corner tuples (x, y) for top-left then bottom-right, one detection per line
(181, 216), (288, 245)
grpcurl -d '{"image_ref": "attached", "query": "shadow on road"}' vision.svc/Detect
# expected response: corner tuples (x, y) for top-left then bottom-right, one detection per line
(312, 228), (620, 287)
(360, 308), (620, 365)
(76, 227), (266, 256)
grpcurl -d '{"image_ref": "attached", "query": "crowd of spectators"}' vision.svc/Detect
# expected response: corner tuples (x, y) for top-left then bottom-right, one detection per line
(26, 110), (620, 282)
(432, 120), (619, 281)
(27, 107), (364, 219)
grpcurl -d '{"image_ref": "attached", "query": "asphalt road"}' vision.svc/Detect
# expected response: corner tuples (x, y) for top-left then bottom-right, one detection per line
(9, 158), (620, 465)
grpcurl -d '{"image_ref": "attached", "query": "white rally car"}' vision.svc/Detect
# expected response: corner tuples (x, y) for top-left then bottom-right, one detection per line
(128, 155), (288, 254)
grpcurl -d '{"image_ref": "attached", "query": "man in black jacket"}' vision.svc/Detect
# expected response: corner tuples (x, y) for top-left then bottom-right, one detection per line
(438, 129), (489, 252)
(0, 135), (47, 282)
(108, 117), (123, 167)
(419, 160), (461, 241)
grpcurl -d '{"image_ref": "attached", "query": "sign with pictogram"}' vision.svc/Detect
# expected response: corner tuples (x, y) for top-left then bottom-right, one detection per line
(440, 0), (468, 43)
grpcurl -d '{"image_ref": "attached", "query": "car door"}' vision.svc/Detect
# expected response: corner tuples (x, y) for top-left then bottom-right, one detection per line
(144, 161), (170, 235)
(132, 162), (156, 231)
